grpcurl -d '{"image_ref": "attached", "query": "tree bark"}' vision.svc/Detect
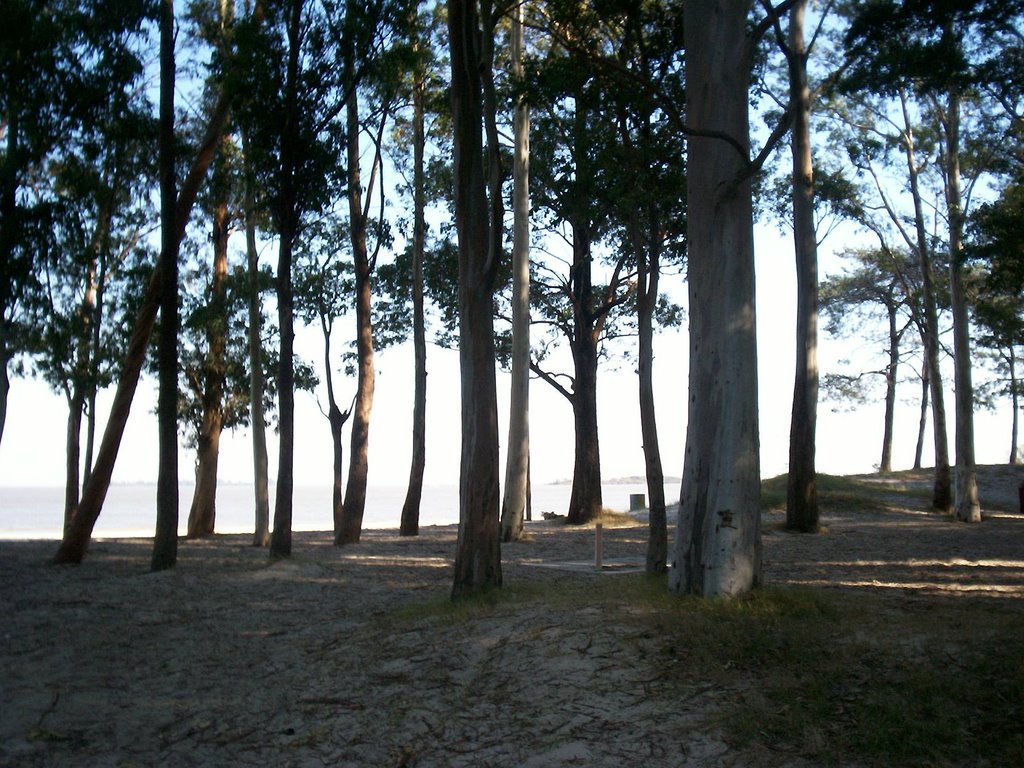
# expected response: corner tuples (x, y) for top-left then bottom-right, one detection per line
(562, 221), (603, 526)
(51, 89), (231, 565)
(151, 0), (179, 572)
(448, 0), (502, 599)
(500, 0), (531, 544)
(321, 315), (350, 539)
(63, 390), (85, 537)
(637, 230), (667, 574)
(880, 300), (899, 473)
(269, 0), (303, 560)
(900, 89), (951, 511)
(400, 45), (428, 538)
(242, 128), (271, 547)
(942, 84), (980, 523)
(914, 364), (929, 470)
(187, 191), (230, 537)
(1010, 347), (1020, 465)
(337, 38), (376, 546)
(669, 0), (761, 598)
(785, 0), (819, 533)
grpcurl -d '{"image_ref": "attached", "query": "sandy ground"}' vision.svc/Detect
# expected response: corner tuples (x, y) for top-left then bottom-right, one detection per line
(2, 466), (1023, 767)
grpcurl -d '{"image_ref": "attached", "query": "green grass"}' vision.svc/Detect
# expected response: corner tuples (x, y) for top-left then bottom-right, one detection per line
(396, 576), (1024, 766)
(761, 471), (933, 514)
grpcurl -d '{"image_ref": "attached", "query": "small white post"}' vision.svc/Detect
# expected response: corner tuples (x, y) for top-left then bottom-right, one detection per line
(594, 523), (604, 569)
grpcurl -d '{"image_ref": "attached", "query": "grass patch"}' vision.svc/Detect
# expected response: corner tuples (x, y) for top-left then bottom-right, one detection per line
(395, 576), (1024, 766)
(761, 472), (932, 515)
(616, 579), (1024, 766)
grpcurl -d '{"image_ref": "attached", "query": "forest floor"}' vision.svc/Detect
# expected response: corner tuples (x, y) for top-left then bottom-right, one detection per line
(2, 465), (1023, 767)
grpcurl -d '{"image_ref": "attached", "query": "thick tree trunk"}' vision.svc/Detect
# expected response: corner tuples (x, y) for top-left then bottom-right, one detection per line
(880, 302), (899, 473)
(670, 0), (760, 598)
(567, 327), (602, 525)
(500, 0), (531, 544)
(785, 0), (819, 533)
(269, 0), (303, 560)
(400, 56), (428, 538)
(152, 0), (179, 572)
(942, 86), (980, 523)
(51, 89), (230, 565)
(900, 90), (951, 512)
(187, 194), (230, 537)
(337, 68), (375, 546)
(243, 129), (271, 547)
(448, 0), (502, 599)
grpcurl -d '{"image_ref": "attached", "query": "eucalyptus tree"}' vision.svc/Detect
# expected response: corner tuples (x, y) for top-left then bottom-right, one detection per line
(448, 0), (503, 598)
(820, 247), (920, 472)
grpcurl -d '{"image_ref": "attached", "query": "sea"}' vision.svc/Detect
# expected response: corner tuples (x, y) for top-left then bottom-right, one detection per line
(0, 481), (679, 540)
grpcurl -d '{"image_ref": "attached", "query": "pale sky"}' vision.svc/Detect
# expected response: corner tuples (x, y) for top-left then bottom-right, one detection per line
(0, 226), (1016, 493)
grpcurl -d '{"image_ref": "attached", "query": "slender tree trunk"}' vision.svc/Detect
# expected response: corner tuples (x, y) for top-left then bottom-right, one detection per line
(269, 0), (303, 560)
(320, 316), (349, 539)
(670, 0), (760, 598)
(785, 0), (819, 533)
(0, 109), (18, 452)
(942, 85), (980, 523)
(51, 90), (231, 565)
(337, 47), (376, 546)
(900, 90), (951, 511)
(637, 238), (667, 573)
(500, 0), (531, 543)
(243, 128), (271, 547)
(1010, 347), (1020, 465)
(63, 390), (85, 536)
(914, 364), (929, 470)
(400, 49), (428, 537)
(448, 0), (502, 599)
(187, 194), (230, 537)
(152, 0), (179, 572)
(880, 302), (899, 473)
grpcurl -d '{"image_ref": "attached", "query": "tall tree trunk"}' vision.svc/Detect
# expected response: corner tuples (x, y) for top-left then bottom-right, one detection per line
(187, 193), (230, 537)
(63, 390), (85, 536)
(564, 223), (602, 526)
(400, 47), (428, 538)
(637, 234), (667, 573)
(1010, 347), (1020, 465)
(269, 0), (303, 560)
(321, 316), (349, 539)
(448, 0), (502, 599)
(51, 89), (231, 564)
(880, 301), (899, 473)
(670, 0), (760, 598)
(500, 0), (531, 543)
(785, 0), (819, 533)
(152, 0), (179, 572)
(0, 108), (18, 452)
(900, 90), (951, 511)
(243, 128), (271, 547)
(337, 48), (376, 546)
(942, 85), (980, 523)
(914, 364), (929, 470)
(567, 324), (602, 526)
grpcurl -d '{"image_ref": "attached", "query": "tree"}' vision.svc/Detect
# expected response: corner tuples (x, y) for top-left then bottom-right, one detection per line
(669, 0), (761, 597)
(448, 0), (502, 599)
(499, 0), (531, 544)
(152, 0), (180, 572)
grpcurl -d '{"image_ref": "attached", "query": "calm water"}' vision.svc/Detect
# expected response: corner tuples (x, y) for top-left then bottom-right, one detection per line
(0, 482), (678, 539)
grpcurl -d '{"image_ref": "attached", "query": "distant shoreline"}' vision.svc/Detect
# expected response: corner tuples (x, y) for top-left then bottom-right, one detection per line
(549, 476), (681, 486)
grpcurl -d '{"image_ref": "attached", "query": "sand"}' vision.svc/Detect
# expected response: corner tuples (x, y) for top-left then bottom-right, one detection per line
(2, 466), (1023, 767)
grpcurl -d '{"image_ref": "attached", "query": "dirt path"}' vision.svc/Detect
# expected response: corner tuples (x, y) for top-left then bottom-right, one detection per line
(2, 466), (1022, 767)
